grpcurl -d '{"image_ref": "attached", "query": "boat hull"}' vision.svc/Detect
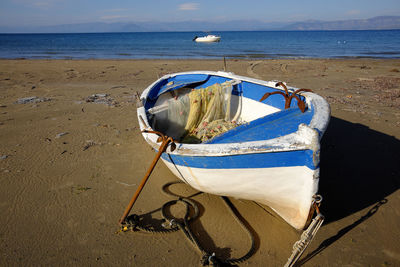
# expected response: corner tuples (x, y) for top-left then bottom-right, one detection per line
(195, 36), (221, 42)
(137, 71), (330, 230)
(160, 151), (318, 230)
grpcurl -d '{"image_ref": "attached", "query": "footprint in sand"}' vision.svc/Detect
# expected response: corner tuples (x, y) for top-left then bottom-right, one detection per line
(246, 61), (262, 79)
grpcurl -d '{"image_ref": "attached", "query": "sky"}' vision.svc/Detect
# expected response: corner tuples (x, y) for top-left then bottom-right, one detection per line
(0, 0), (399, 27)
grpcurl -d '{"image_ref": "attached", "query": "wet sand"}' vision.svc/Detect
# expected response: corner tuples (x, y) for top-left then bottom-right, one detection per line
(0, 59), (399, 266)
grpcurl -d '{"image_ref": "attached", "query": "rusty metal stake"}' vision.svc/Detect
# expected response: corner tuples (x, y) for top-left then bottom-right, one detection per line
(119, 131), (174, 224)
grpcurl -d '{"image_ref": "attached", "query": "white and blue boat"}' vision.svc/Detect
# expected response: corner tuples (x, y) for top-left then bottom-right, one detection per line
(137, 71), (330, 230)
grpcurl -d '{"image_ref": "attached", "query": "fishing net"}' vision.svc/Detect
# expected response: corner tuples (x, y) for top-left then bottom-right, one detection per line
(164, 81), (240, 143)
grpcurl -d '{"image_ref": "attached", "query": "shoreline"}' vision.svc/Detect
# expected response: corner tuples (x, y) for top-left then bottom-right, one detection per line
(0, 58), (399, 266)
(1, 56), (400, 61)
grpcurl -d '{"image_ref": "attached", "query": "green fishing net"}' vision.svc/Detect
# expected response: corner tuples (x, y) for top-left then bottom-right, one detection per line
(165, 81), (239, 143)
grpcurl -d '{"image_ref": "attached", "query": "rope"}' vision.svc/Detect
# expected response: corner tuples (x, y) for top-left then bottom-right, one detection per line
(284, 195), (325, 267)
(219, 196), (256, 264)
(120, 181), (256, 266)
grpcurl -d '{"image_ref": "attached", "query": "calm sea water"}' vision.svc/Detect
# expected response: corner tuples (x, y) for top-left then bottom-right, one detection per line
(0, 30), (399, 59)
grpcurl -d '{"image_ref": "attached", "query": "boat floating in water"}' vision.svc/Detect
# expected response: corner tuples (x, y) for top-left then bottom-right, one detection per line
(137, 70), (330, 230)
(193, 34), (221, 43)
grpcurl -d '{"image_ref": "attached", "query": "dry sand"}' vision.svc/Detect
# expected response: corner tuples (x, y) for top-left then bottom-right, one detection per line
(0, 59), (399, 266)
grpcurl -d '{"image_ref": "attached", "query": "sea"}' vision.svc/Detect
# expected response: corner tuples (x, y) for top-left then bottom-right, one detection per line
(0, 30), (399, 60)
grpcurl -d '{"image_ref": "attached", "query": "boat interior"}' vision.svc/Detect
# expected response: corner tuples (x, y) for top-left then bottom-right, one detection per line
(145, 74), (313, 144)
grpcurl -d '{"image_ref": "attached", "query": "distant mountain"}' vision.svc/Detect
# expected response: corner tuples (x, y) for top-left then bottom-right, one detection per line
(282, 16), (400, 31)
(0, 22), (146, 33)
(0, 20), (288, 33)
(1, 16), (399, 33)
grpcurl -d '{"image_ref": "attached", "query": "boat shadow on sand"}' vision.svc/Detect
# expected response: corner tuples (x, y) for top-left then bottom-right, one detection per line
(297, 116), (399, 265)
(319, 116), (398, 223)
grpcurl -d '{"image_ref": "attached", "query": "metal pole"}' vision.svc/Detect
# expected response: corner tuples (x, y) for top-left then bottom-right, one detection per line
(118, 136), (173, 224)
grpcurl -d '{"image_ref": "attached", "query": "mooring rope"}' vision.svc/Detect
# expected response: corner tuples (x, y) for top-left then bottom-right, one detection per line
(120, 181), (256, 266)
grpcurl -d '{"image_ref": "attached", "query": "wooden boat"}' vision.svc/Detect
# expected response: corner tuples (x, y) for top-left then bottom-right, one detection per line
(193, 34), (221, 42)
(137, 71), (330, 230)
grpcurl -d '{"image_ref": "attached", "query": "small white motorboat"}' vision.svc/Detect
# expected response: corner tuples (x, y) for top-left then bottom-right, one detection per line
(193, 34), (221, 43)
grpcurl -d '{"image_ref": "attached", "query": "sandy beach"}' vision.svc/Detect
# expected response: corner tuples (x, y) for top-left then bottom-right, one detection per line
(0, 58), (399, 266)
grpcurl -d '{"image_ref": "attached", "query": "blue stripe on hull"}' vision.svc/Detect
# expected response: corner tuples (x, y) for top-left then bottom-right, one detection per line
(162, 149), (316, 170)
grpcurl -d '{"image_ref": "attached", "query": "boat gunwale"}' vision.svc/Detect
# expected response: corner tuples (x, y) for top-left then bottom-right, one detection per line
(138, 71), (330, 157)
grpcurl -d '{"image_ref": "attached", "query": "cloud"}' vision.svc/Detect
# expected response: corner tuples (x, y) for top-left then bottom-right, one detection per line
(346, 10), (361, 16)
(99, 8), (131, 21)
(179, 3), (199, 11)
